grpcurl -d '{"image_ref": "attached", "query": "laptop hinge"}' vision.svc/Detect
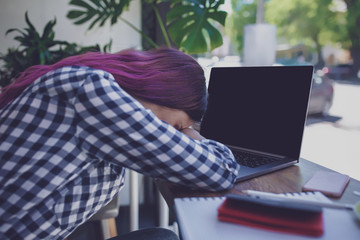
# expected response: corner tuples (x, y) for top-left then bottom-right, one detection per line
(227, 145), (285, 159)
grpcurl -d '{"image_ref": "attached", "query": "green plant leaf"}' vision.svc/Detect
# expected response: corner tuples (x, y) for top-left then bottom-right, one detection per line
(67, 0), (131, 30)
(14, 36), (26, 43)
(167, 5), (197, 23)
(42, 19), (56, 41)
(88, 15), (104, 29)
(99, 15), (109, 27)
(67, 10), (86, 19)
(5, 28), (24, 36)
(102, 0), (112, 9)
(1, 11), (115, 88)
(167, 15), (194, 44)
(204, 21), (222, 50)
(89, 0), (103, 8)
(74, 13), (96, 26)
(167, 0), (227, 53)
(69, 0), (96, 11)
(182, 26), (208, 53)
(24, 12), (36, 32)
(111, 14), (118, 25)
(103, 39), (113, 52)
(208, 10), (227, 26)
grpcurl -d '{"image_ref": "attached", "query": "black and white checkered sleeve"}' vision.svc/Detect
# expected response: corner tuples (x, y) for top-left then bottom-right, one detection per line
(74, 70), (240, 191)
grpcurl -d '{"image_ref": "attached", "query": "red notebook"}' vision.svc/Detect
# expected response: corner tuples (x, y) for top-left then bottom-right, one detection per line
(217, 194), (324, 237)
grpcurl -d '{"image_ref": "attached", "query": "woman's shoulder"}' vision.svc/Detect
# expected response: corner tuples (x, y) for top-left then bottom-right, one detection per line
(28, 65), (120, 101)
(36, 65), (117, 91)
(45, 66), (114, 82)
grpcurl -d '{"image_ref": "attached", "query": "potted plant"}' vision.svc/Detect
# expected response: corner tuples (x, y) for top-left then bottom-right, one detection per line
(0, 12), (111, 88)
(66, 0), (228, 54)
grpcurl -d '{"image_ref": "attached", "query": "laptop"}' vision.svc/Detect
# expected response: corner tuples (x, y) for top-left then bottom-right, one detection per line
(200, 65), (314, 182)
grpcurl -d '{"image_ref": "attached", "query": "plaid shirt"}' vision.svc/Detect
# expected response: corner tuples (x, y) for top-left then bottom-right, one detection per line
(0, 66), (240, 239)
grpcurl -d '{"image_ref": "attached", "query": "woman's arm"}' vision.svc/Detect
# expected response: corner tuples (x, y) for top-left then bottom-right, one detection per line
(74, 70), (240, 191)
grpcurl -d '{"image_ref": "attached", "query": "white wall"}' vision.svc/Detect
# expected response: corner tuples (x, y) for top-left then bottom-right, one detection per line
(0, 0), (142, 53)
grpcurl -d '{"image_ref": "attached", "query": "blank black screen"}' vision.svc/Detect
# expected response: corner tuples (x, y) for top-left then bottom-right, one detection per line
(200, 66), (313, 159)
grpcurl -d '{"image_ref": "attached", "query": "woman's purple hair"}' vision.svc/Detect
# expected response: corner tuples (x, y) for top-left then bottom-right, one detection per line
(0, 47), (207, 121)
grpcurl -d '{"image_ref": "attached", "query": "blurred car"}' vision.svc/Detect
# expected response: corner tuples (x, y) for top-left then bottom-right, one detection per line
(308, 72), (334, 116)
(322, 64), (355, 80)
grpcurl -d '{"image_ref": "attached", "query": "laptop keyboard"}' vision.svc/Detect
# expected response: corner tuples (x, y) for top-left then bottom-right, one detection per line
(233, 150), (281, 168)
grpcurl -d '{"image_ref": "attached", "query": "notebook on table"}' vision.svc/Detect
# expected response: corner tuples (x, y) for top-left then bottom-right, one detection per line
(200, 66), (314, 182)
(217, 194), (324, 237)
(174, 193), (360, 240)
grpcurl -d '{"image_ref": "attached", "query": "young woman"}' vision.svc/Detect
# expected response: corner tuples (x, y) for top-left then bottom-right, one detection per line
(0, 47), (240, 239)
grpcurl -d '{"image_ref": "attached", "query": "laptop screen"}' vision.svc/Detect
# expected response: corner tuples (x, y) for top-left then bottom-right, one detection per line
(200, 66), (314, 159)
